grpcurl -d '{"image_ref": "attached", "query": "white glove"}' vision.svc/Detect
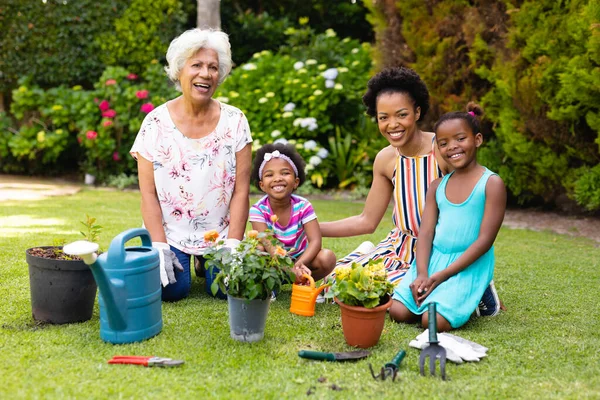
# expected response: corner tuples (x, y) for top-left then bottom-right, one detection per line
(409, 330), (488, 364)
(221, 238), (240, 254)
(153, 242), (184, 287)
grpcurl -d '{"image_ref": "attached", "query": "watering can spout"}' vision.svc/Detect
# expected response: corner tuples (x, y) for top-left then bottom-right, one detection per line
(309, 279), (329, 304)
(63, 240), (128, 331)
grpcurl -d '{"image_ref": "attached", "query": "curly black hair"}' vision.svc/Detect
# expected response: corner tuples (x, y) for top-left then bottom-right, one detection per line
(434, 102), (484, 135)
(362, 67), (430, 119)
(251, 143), (307, 191)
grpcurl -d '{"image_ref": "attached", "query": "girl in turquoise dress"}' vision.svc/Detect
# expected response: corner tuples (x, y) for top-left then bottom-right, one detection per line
(390, 103), (507, 331)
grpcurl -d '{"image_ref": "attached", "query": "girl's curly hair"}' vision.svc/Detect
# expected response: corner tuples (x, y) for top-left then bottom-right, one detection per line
(251, 143), (307, 191)
(434, 102), (484, 135)
(362, 67), (430, 119)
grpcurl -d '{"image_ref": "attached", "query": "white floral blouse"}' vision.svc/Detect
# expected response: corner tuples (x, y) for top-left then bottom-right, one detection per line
(130, 101), (252, 255)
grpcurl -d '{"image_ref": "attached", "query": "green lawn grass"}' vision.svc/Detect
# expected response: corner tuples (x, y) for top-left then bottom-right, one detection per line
(1, 189), (599, 399)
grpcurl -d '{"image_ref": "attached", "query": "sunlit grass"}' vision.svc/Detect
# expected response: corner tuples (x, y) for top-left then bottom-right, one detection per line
(1, 188), (599, 399)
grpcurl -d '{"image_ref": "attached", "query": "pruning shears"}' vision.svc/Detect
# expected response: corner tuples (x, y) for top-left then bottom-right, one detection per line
(108, 355), (184, 367)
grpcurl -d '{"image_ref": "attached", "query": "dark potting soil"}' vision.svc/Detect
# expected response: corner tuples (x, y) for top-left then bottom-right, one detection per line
(27, 247), (83, 261)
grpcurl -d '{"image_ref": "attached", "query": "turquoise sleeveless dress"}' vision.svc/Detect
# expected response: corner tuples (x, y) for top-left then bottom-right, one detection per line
(393, 168), (496, 328)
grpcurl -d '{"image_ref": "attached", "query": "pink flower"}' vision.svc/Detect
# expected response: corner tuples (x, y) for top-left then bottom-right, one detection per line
(98, 100), (110, 112)
(93, 98), (99, 104)
(112, 151), (120, 161)
(77, 136), (82, 144)
(140, 103), (155, 114)
(105, 79), (117, 86)
(171, 207), (184, 221)
(126, 73), (138, 80)
(102, 120), (113, 128)
(135, 90), (149, 99)
(102, 109), (117, 118)
(86, 131), (98, 140)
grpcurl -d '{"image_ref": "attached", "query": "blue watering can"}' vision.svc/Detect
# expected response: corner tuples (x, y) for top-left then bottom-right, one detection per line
(63, 228), (162, 344)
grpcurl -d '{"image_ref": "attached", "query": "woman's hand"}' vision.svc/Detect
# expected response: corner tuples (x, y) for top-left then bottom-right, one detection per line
(409, 274), (428, 304)
(416, 272), (446, 306)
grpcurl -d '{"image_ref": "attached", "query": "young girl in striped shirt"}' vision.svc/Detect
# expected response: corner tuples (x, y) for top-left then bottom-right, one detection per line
(249, 143), (336, 282)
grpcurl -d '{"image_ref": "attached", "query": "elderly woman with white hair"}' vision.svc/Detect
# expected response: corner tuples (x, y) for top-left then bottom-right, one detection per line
(130, 29), (252, 301)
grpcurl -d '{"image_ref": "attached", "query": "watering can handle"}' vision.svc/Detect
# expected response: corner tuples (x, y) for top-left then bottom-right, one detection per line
(301, 274), (315, 288)
(107, 228), (154, 266)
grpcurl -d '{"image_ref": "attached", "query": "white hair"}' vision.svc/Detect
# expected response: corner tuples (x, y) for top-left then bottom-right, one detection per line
(165, 29), (232, 91)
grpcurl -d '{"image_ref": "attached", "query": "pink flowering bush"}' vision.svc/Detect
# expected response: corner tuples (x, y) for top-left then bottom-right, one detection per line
(6, 62), (178, 179)
(75, 64), (177, 179)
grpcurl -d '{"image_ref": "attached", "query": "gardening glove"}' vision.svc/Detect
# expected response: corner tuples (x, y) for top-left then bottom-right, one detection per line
(221, 238), (240, 254)
(409, 330), (488, 364)
(153, 242), (184, 287)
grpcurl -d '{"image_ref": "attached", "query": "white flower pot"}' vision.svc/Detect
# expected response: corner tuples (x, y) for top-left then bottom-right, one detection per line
(84, 173), (96, 185)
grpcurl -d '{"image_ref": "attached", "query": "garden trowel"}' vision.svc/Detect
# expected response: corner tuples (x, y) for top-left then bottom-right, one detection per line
(298, 350), (371, 362)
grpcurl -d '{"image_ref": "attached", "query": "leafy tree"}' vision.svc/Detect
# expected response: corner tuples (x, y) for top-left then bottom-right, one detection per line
(0, 0), (127, 94)
(97, 0), (187, 75)
(364, 0), (600, 209)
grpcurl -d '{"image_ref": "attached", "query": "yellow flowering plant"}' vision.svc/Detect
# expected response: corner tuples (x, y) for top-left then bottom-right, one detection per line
(203, 229), (296, 301)
(326, 260), (395, 308)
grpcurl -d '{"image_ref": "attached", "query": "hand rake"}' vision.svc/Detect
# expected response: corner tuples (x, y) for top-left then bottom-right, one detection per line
(419, 302), (447, 380)
(369, 349), (406, 381)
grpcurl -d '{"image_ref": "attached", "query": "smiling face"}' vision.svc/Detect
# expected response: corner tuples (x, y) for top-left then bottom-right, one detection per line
(179, 48), (220, 102)
(376, 91), (421, 148)
(259, 158), (299, 201)
(436, 118), (483, 170)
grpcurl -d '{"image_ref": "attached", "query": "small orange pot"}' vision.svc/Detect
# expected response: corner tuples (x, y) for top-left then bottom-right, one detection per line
(335, 296), (392, 348)
(290, 274), (330, 317)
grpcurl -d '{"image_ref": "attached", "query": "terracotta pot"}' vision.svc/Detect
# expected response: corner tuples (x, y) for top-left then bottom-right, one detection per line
(335, 295), (392, 348)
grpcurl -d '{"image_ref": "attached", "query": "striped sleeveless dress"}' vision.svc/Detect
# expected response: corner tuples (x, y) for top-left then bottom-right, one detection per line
(335, 141), (442, 284)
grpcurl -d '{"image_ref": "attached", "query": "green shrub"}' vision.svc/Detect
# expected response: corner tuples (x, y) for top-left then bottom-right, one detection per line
(365, 0), (599, 208)
(221, 0), (373, 64)
(0, 0), (127, 91)
(570, 165), (600, 212)
(6, 63), (178, 179)
(224, 12), (294, 65)
(97, 0), (187, 75)
(215, 28), (375, 188)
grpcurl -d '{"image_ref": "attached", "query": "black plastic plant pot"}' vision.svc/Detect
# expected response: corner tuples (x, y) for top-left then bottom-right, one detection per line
(26, 247), (97, 324)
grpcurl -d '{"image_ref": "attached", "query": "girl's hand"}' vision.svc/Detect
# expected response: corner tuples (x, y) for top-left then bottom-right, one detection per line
(416, 272), (446, 306)
(409, 275), (428, 304)
(292, 263), (311, 284)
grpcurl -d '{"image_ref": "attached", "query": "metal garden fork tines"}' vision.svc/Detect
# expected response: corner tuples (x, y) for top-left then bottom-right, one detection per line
(369, 349), (406, 382)
(419, 303), (447, 380)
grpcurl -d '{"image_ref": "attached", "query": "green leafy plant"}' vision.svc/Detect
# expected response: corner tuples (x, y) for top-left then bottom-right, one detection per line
(326, 260), (395, 309)
(327, 126), (367, 189)
(80, 214), (102, 244)
(203, 230), (296, 301)
(215, 27), (374, 189)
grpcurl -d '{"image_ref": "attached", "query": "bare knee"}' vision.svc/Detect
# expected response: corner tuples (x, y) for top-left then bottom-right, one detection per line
(389, 300), (419, 323)
(421, 311), (452, 332)
(309, 249), (337, 281)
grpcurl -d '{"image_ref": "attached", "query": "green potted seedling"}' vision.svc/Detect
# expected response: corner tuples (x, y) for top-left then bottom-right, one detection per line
(25, 215), (101, 324)
(203, 229), (296, 343)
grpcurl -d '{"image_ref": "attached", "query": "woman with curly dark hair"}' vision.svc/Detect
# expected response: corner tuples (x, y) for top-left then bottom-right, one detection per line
(320, 66), (449, 282)
(249, 143), (336, 283)
(320, 67), (502, 317)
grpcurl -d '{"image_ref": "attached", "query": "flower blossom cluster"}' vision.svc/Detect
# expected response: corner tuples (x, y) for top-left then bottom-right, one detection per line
(293, 117), (318, 131)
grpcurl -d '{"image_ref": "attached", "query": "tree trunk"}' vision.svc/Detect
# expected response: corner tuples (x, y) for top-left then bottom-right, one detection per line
(197, 0), (221, 30)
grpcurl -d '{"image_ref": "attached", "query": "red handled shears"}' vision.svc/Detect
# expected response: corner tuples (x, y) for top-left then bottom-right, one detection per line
(108, 355), (184, 367)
